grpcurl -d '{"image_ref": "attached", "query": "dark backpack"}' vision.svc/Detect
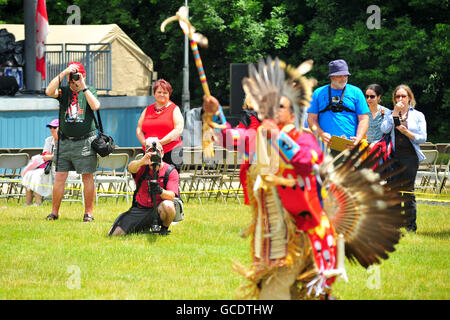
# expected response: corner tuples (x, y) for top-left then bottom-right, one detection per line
(132, 164), (180, 208)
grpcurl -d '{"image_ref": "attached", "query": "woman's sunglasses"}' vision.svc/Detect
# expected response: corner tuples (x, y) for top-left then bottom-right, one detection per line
(365, 95), (377, 99)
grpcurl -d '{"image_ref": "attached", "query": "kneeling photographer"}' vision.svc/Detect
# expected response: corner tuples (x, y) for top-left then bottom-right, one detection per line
(108, 138), (182, 236)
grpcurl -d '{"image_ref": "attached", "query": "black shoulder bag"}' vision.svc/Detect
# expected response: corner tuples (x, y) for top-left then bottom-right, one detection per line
(44, 145), (54, 174)
(91, 108), (115, 157)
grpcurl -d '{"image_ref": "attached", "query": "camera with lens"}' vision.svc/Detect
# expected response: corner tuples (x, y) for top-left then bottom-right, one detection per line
(69, 70), (81, 81)
(147, 141), (162, 165)
(146, 140), (163, 234)
(330, 102), (345, 113)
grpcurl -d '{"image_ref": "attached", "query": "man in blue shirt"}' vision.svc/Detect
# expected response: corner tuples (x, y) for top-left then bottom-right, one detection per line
(307, 59), (369, 152)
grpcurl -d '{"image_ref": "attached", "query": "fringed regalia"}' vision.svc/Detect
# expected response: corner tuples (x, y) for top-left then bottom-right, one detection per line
(162, 8), (407, 300)
(229, 57), (409, 300)
(232, 125), (339, 299)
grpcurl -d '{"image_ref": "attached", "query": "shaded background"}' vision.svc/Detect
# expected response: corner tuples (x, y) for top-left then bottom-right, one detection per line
(0, 0), (448, 141)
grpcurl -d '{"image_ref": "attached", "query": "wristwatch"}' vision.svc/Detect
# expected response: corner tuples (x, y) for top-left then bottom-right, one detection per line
(82, 88), (89, 93)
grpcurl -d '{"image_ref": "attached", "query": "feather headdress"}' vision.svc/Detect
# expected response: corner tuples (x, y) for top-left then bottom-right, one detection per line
(242, 57), (316, 130)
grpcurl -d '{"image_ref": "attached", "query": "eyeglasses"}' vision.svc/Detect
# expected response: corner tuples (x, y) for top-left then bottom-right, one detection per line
(396, 94), (408, 99)
(365, 95), (376, 99)
(49, 126), (58, 130)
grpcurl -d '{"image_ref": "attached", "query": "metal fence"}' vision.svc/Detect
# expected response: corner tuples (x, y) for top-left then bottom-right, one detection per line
(43, 43), (111, 92)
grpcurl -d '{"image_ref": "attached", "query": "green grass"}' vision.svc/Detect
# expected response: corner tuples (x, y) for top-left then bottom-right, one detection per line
(0, 198), (448, 300)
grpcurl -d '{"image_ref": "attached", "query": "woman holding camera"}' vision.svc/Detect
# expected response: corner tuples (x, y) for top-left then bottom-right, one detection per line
(380, 84), (427, 233)
(136, 79), (184, 172)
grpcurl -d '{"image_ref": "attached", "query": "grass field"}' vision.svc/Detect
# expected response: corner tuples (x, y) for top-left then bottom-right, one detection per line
(0, 197), (449, 300)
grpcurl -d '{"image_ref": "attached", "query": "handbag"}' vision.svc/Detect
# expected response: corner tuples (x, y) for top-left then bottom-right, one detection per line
(44, 160), (52, 174)
(370, 132), (393, 171)
(91, 109), (115, 157)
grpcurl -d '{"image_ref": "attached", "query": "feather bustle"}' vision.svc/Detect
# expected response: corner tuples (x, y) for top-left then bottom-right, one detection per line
(323, 144), (408, 268)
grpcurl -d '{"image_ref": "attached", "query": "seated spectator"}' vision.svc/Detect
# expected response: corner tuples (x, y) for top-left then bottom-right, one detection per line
(108, 139), (182, 236)
(21, 119), (59, 206)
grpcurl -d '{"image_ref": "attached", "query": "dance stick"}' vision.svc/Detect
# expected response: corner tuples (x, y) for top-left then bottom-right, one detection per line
(161, 7), (225, 158)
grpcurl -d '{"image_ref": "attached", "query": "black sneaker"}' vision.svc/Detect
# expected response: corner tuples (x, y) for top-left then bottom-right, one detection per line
(159, 225), (170, 236)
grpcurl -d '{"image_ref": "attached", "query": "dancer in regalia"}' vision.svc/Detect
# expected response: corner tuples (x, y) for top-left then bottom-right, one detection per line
(202, 57), (409, 300)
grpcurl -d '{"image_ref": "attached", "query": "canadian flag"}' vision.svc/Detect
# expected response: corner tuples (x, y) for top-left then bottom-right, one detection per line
(36, 0), (49, 80)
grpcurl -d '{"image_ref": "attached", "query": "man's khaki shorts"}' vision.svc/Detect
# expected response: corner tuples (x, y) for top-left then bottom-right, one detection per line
(55, 134), (97, 174)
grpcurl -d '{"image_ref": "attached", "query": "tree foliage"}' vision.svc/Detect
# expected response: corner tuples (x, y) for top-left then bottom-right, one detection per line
(0, 0), (448, 140)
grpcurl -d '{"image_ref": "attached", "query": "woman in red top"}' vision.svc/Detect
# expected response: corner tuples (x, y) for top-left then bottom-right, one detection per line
(136, 79), (184, 171)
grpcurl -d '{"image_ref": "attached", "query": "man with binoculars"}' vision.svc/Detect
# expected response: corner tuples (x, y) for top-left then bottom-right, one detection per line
(108, 138), (182, 236)
(307, 59), (369, 156)
(45, 61), (101, 222)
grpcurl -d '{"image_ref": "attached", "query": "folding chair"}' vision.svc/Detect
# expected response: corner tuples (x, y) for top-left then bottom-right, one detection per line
(18, 148), (44, 159)
(436, 145), (450, 194)
(134, 153), (144, 161)
(134, 147), (144, 159)
(187, 146), (225, 203)
(436, 143), (449, 154)
(415, 150), (439, 193)
(178, 147), (194, 200)
(0, 153), (30, 202)
(63, 171), (85, 204)
(205, 146), (226, 201)
(94, 153), (130, 203)
(181, 147), (204, 203)
(220, 149), (242, 203)
(113, 147), (136, 163)
(419, 142), (437, 150)
(438, 159), (449, 194)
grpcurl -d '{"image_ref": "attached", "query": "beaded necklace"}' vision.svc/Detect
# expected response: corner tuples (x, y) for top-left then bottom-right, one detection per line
(154, 102), (170, 114)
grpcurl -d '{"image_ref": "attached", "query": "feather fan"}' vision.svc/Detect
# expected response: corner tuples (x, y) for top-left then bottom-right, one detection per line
(321, 144), (409, 268)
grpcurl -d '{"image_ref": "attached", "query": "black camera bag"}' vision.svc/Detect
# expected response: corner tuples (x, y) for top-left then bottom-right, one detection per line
(91, 109), (115, 157)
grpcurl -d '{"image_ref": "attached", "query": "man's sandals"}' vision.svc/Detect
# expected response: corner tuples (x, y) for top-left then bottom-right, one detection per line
(45, 213), (94, 222)
(46, 213), (58, 221)
(83, 214), (94, 222)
